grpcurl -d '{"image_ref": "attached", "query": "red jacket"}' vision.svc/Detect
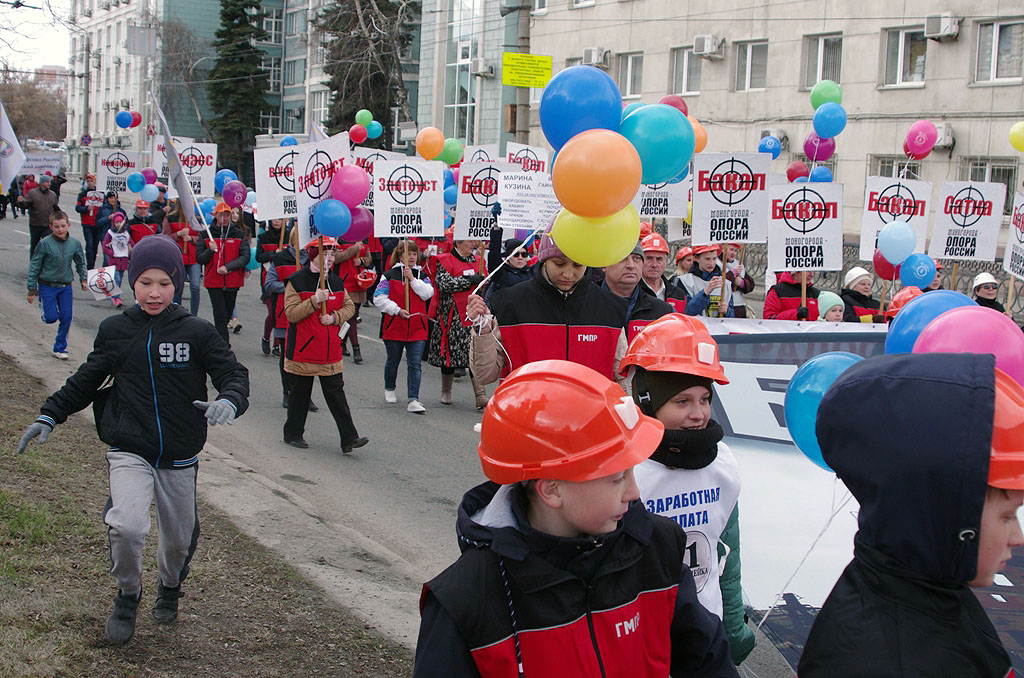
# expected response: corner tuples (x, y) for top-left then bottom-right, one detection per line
(430, 251), (486, 329)
(764, 272), (820, 321)
(195, 224), (250, 289)
(285, 267), (347, 365)
(374, 266), (432, 342)
(75, 188), (103, 227)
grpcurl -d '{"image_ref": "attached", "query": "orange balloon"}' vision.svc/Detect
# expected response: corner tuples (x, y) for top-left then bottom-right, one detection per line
(415, 127), (445, 160)
(688, 116), (708, 153)
(551, 130), (642, 218)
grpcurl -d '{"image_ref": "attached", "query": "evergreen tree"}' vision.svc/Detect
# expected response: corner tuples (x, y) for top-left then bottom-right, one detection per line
(207, 0), (270, 183)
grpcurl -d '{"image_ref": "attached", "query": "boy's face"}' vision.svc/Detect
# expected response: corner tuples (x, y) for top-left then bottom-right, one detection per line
(49, 219), (69, 240)
(554, 467), (641, 536)
(134, 268), (175, 316)
(823, 306), (844, 322)
(654, 385), (712, 431)
(697, 251), (718, 273)
(970, 487), (1024, 587)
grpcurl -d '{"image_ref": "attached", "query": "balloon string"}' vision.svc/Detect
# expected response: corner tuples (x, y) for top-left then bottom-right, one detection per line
(470, 225), (545, 297)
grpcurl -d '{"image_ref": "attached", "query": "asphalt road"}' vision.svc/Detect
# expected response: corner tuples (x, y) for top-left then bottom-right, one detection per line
(0, 206), (793, 676)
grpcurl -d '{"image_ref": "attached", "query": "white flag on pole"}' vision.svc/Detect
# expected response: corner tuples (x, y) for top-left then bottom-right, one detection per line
(0, 100), (27, 189)
(150, 93), (202, 233)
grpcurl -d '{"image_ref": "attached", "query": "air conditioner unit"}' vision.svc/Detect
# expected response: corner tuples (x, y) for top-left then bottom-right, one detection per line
(582, 47), (609, 68)
(113, 57), (122, 65)
(470, 58), (493, 77)
(760, 128), (789, 150)
(101, 1), (111, 10)
(288, 107), (304, 119)
(693, 35), (725, 59)
(120, 98), (130, 108)
(932, 122), (955, 148)
(924, 12), (959, 40)
(83, 8), (92, 16)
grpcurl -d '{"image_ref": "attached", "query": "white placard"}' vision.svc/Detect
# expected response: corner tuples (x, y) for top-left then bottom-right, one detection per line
(84, 189), (105, 210)
(353, 147), (407, 210)
(109, 231), (131, 258)
(372, 160), (446, 238)
(859, 176), (932, 261)
(20, 151), (63, 177)
(632, 176), (692, 219)
(453, 161), (513, 240)
(464, 144), (499, 163)
(294, 133), (353, 249)
(504, 142), (549, 173)
(691, 153), (771, 245)
(95, 150), (142, 194)
(149, 135), (192, 180)
(767, 183), (844, 272)
(497, 171), (561, 233)
(87, 265), (121, 300)
(927, 181), (1006, 262)
(1003, 192), (1024, 281)
(170, 142), (218, 199)
(253, 143), (307, 220)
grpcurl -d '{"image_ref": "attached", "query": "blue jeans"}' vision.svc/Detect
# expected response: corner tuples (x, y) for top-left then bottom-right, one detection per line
(112, 269), (123, 301)
(384, 339), (426, 400)
(82, 225), (104, 269)
(173, 263), (202, 316)
(39, 283), (73, 352)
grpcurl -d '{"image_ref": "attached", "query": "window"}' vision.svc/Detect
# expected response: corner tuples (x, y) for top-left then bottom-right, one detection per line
(672, 47), (701, 94)
(115, 21), (121, 46)
(284, 58), (306, 86)
(285, 10), (307, 37)
(617, 52), (643, 98)
(532, 0), (547, 12)
(310, 90), (331, 125)
(262, 55), (281, 92)
(443, 3), (480, 143)
(798, 153), (838, 178)
(960, 158), (1018, 214)
(977, 21), (1023, 81)
(884, 28), (927, 85)
(261, 8), (283, 44)
(572, 0), (595, 6)
(873, 155), (921, 179)
(284, 108), (304, 134)
(259, 109), (281, 134)
(735, 41), (768, 91)
(311, 35), (328, 66)
(804, 34), (842, 88)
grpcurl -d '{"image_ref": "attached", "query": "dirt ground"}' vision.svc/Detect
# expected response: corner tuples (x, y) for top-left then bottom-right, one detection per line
(0, 351), (415, 677)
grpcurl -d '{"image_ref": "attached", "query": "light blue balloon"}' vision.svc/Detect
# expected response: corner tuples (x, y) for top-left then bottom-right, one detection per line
(884, 289), (976, 354)
(618, 104), (696, 185)
(443, 169), (455, 188)
(666, 164), (690, 184)
(809, 166), (833, 182)
(443, 184), (458, 206)
(202, 198), (217, 211)
(621, 102), (645, 121)
(813, 102), (847, 139)
(215, 169), (238, 194)
(140, 183), (160, 202)
(312, 199), (351, 238)
(126, 172), (146, 193)
(366, 120), (383, 139)
(280, 136), (298, 147)
(758, 135), (782, 159)
(899, 253), (937, 289)
(793, 176), (809, 183)
(877, 220), (916, 265)
(245, 191), (258, 206)
(246, 247), (261, 271)
(784, 351), (864, 471)
(444, 212), (452, 228)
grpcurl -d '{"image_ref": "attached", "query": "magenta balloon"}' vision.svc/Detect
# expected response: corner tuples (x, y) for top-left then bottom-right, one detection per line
(343, 205), (374, 242)
(803, 132), (835, 162)
(222, 179), (247, 208)
(913, 305), (1024, 385)
(141, 167), (158, 185)
(330, 165), (371, 209)
(906, 120), (938, 155)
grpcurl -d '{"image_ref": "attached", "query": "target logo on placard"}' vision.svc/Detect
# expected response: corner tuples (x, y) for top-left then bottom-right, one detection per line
(510, 148), (544, 172)
(463, 166), (501, 208)
(945, 186), (991, 229)
(271, 151), (297, 192)
(89, 269), (116, 296)
(303, 150), (335, 199)
(1013, 203), (1024, 245)
(698, 158), (765, 207)
(179, 146), (210, 176)
(772, 187), (837, 235)
(103, 152), (132, 175)
(470, 149), (492, 162)
(356, 152), (386, 176)
(870, 183), (922, 223)
(384, 165), (427, 206)
(647, 181), (669, 191)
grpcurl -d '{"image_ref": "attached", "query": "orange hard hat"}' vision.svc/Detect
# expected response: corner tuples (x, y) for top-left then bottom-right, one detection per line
(478, 360), (664, 484)
(84, 172), (96, 180)
(639, 221), (653, 239)
(675, 246), (693, 264)
(989, 368), (1024, 490)
(619, 313), (729, 385)
(135, 199), (150, 208)
(213, 202), (232, 214)
(305, 236), (338, 251)
(691, 243), (721, 256)
(355, 269), (377, 290)
(935, 261), (944, 271)
(641, 233), (670, 255)
(885, 286), (924, 318)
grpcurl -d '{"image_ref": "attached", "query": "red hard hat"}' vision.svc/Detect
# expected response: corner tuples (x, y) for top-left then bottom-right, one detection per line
(989, 368), (1024, 490)
(135, 199), (150, 208)
(639, 221), (653, 239)
(619, 313), (729, 384)
(885, 286), (924, 318)
(674, 246), (693, 264)
(641, 233), (670, 255)
(478, 360), (664, 484)
(305, 236), (338, 251)
(691, 244), (721, 256)
(355, 270), (377, 290)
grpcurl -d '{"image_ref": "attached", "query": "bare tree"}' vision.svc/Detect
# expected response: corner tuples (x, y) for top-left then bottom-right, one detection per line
(155, 19), (215, 140)
(0, 67), (67, 140)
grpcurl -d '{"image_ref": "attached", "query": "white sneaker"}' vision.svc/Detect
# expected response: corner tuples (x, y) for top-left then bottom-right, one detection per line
(53, 351), (69, 360)
(384, 390), (397, 404)
(407, 400), (426, 414)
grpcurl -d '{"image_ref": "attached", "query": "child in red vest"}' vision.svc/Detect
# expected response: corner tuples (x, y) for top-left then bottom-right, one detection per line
(195, 203), (250, 345)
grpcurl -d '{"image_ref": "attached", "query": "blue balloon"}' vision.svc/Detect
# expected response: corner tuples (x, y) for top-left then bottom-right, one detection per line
(443, 169), (455, 188)
(900, 253), (937, 289)
(245, 190), (258, 206)
(115, 110), (133, 129)
(280, 136), (298, 147)
(813, 102), (847, 139)
(621, 102), (645, 121)
(126, 172), (146, 193)
(877, 220), (916, 265)
(758, 135), (782, 159)
(246, 247), (261, 271)
(202, 198), (217, 211)
(312, 199), (351, 238)
(443, 184), (458, 206)
(366, 120), (383, 139)
(667, 164), (690, 184)
(884, 289), (976, 354)
(539, 65), (623, 151)
(793, 176), (809, 183)
(809, 166), (833, 182)
(444, 212), (453, 228)
(215, 169), (238, 195)
(618, 104), (695, 185)
(140, 183), (160, 202)
(784, 352), (864, 471)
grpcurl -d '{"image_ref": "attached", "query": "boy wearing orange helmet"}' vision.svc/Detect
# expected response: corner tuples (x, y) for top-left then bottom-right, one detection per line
(620, 314), (754, 666)
(677, 245), (736, 318)
(414, 360), (737, 677)
(799, 353), (1024, 677)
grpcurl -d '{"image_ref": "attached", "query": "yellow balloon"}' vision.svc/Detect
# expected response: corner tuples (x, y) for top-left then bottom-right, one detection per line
(550, 204), (641, 268)
(1011, 121), (1024, 152)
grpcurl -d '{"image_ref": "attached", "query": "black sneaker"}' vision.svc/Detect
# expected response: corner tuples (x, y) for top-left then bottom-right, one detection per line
(342, 344), (351, 357)
(352, 346), (363, 364)
(271, 344), (282, 357)
(232, 320), (242, 334)
(105, 589), (141, 645)
(342, 436), (369, 454)
(261, 337), (271, 355)
(284, 437), (309, 449)
(152, 582), (182, 624)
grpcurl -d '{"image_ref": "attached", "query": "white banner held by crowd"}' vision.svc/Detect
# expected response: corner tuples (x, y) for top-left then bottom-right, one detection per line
(767, 183), (844, 272)
(928, 181), (1006, 262)
(1003, 192), (1024, 281)
(170, 143), (218, 198)
(87, 266), (121, 300)
(497, 171), (561, 233)
(353, 147), (407, 210)
(0, 100), (27, 188)
(859, 176), (932, 261)
(373, 160), (445, 238)
(294, 133), (352, 248)
(95, 149), (141, 194)
(632, 176), (691, 219)
(20, 151), (63, 177)
(149, 135), (192, 185)
(253, 143), (308, 220)
(454, 161), (512, 240)
(691, 153), (771, 244)
(505, 142), (549, 173)
(464, 144), (499, 163)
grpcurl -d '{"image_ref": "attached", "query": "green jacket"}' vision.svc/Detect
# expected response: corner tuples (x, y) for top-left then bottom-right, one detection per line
(718, 504), (756, 665)
(27, 235), (87, 291)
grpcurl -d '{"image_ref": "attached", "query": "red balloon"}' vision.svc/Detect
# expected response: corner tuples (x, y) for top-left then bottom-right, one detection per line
(903, 139), (929, 161)
(349, 124), (368, 144)
(659, 94), (688, 116)
(129, 111), (142, 128)
(786, 161), (810, 182)
(873, 248), (901, 281)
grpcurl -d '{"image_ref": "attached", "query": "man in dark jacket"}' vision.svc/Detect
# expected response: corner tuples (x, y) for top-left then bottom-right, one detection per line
(603, 242), (674, 341)
(799, 352), (1024, 677)
(19, 173), (60, 255)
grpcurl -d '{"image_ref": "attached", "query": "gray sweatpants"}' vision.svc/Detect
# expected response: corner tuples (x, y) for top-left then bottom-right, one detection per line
(103, 450), (200, 597)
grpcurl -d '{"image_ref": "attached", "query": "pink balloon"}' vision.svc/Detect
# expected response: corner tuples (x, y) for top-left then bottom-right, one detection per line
(803, 132), (835, 162)
(222, 179), (247, 207)
(343, 206), (374, 242)
(451, 167), (460, 185)
(906, 120), (938, 155)
(141, 167), (158, 185)
(913, 306), (1024, 385)
(330, 165), (371, 209)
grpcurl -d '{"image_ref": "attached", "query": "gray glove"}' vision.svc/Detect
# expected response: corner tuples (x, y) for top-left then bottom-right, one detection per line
(193, 399), (236, 426)
(17, 421), (52, 454)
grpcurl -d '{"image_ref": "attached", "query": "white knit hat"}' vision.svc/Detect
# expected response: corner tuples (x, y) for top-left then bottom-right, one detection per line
(844, 266), (872, 289)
